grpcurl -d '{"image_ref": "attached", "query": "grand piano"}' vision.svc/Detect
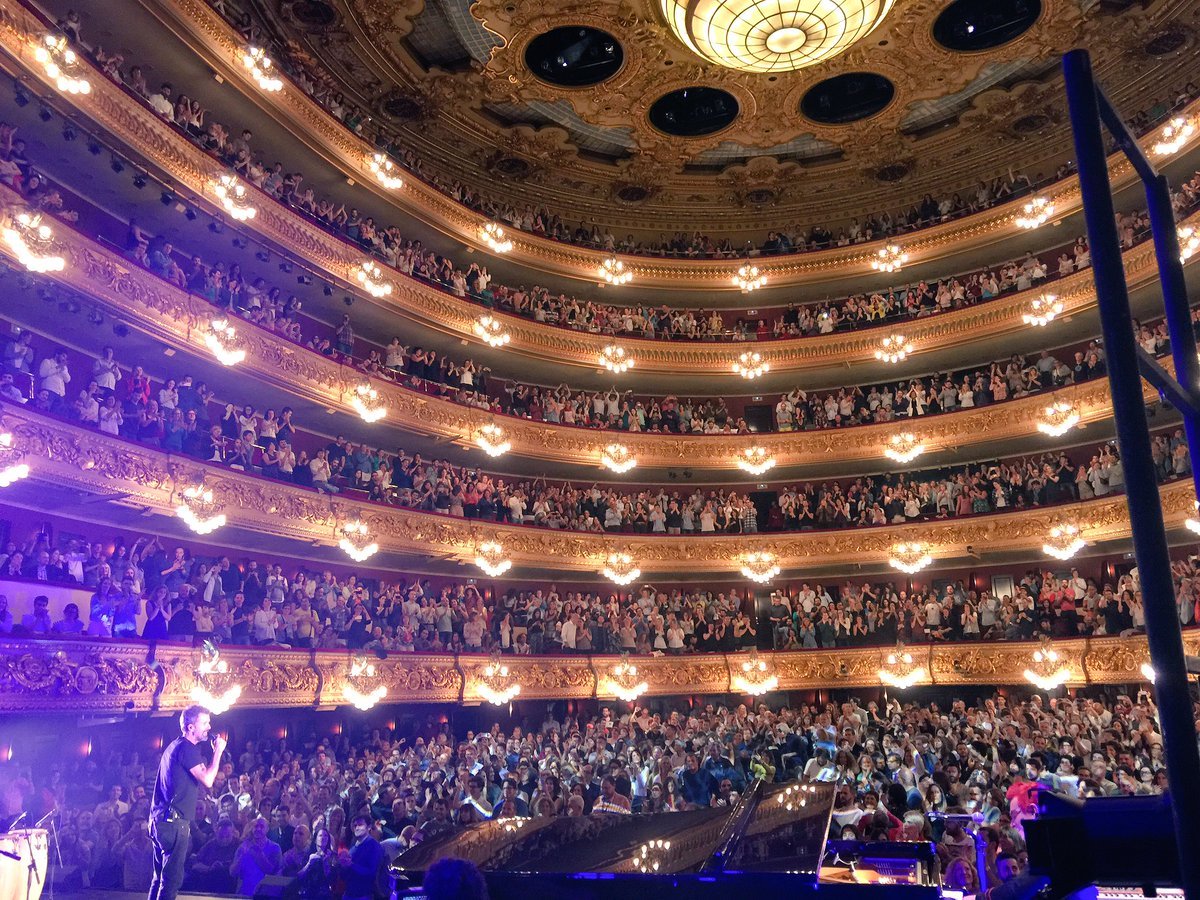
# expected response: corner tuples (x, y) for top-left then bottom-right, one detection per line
(392, 781), (942, 900)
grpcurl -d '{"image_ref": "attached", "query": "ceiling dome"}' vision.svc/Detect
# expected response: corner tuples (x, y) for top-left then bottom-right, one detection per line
(659, 0), (895, 73)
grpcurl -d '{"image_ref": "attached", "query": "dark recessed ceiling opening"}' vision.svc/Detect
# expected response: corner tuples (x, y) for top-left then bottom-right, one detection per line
(800, 73), (895, 125)
(649, 87), (739, 137)
(932, 0), (1041, 52)
(525, 27), (624, 87)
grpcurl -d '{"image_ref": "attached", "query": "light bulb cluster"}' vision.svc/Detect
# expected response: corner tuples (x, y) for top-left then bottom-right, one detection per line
(0, 433), (30, 488)
(777, 783), (817, 812)
(1180, 226), (1200, 263)
(599, 345), (634, 373)
(1043, 523), (1086, 560)
(875, 334), (913, 364)
(601, 553), (640, 586)
(191, 647), (242, 714)
(204, 318), (247, 366)
(34, 34), (90, 94)
(3, 212), (65, 273)
(1023, 293), (1063, 327)
(367, 153), (403, 190)
(338, 520), (378, 562)
(879, 647), (926, 689)
(478, 653), (521, 705)
(884, 433), (924, 464)
(473, 314), (511, 348)
(476, 423), (511, 457)
(739, 552), (780, 584)
(351, 381), (386, 423)
(733, 653), (778, 695)
(175, 484), (227, 535)
(1037, 400), (1080, 437)
(481, 222), (513, 253)
(473, 542), (512, 577)
(599, 256), (633, 285)
(871, 244), (908, 273)
(601, 443), (638, 473)
(1186, 501), (1200, 535)
(606, 656), (648, 702)
(732, 351), (769, 379)
(736, 446), (776, 475)
(213, 173), (257, 221)
(1153, 117), (1196, 157)
(733, 263), (765, 292)
(1024, 641), (1071, 691)
(243, 46), (283, 91)
(1015, 197), (1054, 229)
(633, 839), (671, 873)
(343, 657), (387, 710)
(888, 542), (932, 575)
(353, 260), (392, 298)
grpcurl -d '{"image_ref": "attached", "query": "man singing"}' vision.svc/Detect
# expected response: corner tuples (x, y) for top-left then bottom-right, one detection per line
(149, 705), (227, 900)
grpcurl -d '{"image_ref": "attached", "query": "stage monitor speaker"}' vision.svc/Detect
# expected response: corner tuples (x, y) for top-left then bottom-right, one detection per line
(253, 874), (300, 900)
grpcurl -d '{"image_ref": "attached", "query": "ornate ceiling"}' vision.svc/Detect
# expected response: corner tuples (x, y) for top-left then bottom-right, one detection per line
(243, 0), (1196, 234)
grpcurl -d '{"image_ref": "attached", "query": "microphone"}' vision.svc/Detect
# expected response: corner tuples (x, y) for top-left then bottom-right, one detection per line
(7, 811), (27, 830)
(33, 808), (58, 829)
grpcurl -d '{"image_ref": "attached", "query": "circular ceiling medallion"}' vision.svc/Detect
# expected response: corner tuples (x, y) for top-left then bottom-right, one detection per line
(932, 0), (1041, 52)
(1144, 26), (1188, 57)
(659, 0), (895, 73)
(381, 94), (425, 122)
(800, 72), (895, 125)
(875, 162), (911, 183)
(488, 156), (535, 178)
(525, 26), (624, 87)
(615, 184), (650, 204)
(288, 1), (338, 28)
(649, 87), (739, 137)
(1011, 112), (1050, 135)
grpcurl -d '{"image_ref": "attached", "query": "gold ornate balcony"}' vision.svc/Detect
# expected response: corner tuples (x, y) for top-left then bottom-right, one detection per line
(0, 202), (1180, 474)
(0, 632), (1193, 715)
(2, 406), (1196, 577)
(0, 6), (1193, 378)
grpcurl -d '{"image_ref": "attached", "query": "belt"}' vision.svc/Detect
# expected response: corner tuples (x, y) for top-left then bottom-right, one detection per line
(151, 811), (189, 824)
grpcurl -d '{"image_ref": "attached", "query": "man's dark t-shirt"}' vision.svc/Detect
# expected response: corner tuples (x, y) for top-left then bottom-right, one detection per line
(151, 736), (204, 820)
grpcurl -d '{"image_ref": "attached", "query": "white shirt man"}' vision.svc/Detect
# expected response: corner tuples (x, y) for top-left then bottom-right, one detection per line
(38, 352), (70, 398)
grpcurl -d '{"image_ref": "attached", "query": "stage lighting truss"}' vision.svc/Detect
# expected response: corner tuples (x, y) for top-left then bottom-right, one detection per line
(353, 259), (392, 298)
(351, 381), (386, 423)
(1037, 400), (1080, 437)
(243, 46), (284, 92)
(367, 153), (403, 190)
(190, 644), (242, 714)
(212, 173), (257, 221)
(175, 483), (227, 535)
(1024, 638), (1071, 691)
(1022, 293), (1063, 327)
(883, 432), (924, 464)
(476, 423), (511, 457)
(733, 651), (778, 695)
(34, 34), (91, 94)
(599, 256), (633, 285)
(343, 656), (387, 710)
(600, 345), (634, 373)
(473, 314), (511, 348)
(1043, 523), (1086, 560)
(480, 222), (513, 253)
(338, 520), (379, 562)
(474, 541), (512, 577)
(878, 645), (926, 689)
(601, 552), (641, 586)
(1153, 116), (1196, 157)
(732, 351), (769, 379)
(739, 552), (780, 584)
(0, 432), (30, 487)
(1015, 196), (1054, 229)
(3, 210), (66, 273)
(605, 654), (648, 702)
(204, 318), (247, 367)
(736, 446), (776, 475)
(732, 263), (765, 292)
(477, 651), (521, 705)
(888, 542), (931, 575)
(874, 333), (913, 364)
(871, 244), (907, 273)
(601, 443), (638, 474)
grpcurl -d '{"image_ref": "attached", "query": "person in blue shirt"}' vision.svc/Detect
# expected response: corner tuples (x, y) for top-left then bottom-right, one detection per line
(338, 815), (383, 900)
(679, 753), (716, 809)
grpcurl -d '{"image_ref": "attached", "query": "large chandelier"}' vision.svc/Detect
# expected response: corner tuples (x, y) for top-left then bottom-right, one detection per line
(871, 244), (908, 273)
(481, 222), (513, 253)
(740, 552), (780, 584)
(1153, 117), (1196, 157)
(474, 541), (512, 577)
(351, 381), (386, 423)
(733, 263), (765, 292)
(878, 645), (925, 689)
(733, 651), (778, 695)
(175, 484), (226, 535)
(632, 839), (672, 874)
(1024, 638), (1071, 691)
(34, 34), (91, 94)
(874, 334), (912, 364)
(476, 423), (511, 457)
(367, 153), (403, 190)
(191, 644), (242, 714)
(353, 260), (392, 298)
(212, 173), (257, 221)
(732, 351), (769, 379)
(736, 446), (776, 475)
(605, 654), (648, 702)
(601, 443), (638, 473)
(601, 553), (641, 586)
(3, 211), (65, 272)
(1180, 226), (1200, 263)
(1043, 523), (1086, 560)
(243, 46), (283, 91)
(884, 433), (924, 464)
(473, 314), (511, 348)
(1185, 501), (1200, 535)
(343, 656), (387, 710)
(659, 0), (894, 73)
(600, 345), (634, 373)
(338, 520), (379, 562)
(0, 433), (30, 488)
(777, 783), (817, 812)
(204, 318), (247, 366)
(599, 257), (633, 285)
(888, 542), (931, 575)
(1022, 293), (1063, 327)
(1037, 400), (1080, 437)
(1015, 197), (1054, 229)
(477, 652), (521, 705)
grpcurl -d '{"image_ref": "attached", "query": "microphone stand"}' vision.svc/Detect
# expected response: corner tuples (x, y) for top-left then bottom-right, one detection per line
(32, 809), (60, 900)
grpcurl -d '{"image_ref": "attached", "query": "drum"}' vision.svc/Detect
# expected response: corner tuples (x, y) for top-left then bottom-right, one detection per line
(0, 829), (48, 900)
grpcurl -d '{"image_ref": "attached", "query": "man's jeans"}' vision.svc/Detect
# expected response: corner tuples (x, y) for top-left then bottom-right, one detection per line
(148, 818), (190, 900)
